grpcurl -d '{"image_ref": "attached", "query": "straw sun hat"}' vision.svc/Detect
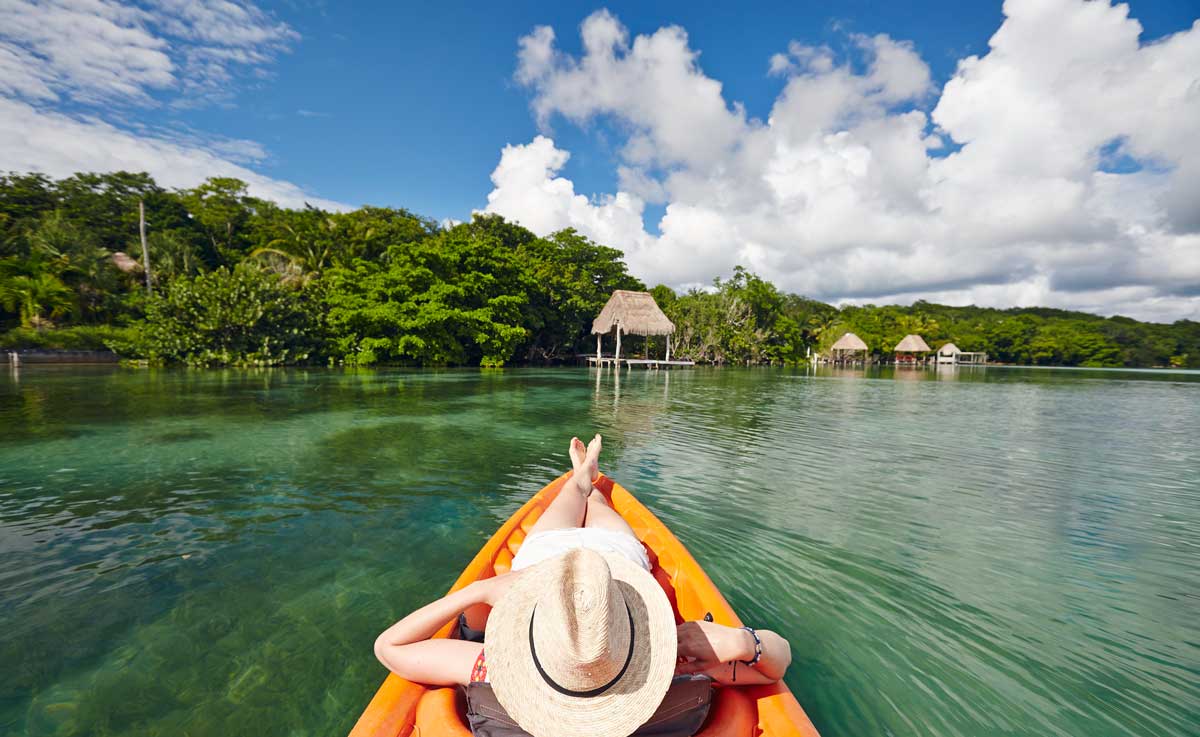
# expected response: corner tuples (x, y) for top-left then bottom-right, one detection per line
(485, 547), (677, 737)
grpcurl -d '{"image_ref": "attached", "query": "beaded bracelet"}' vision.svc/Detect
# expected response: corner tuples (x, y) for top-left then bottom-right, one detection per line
(740, 626), (763, 667)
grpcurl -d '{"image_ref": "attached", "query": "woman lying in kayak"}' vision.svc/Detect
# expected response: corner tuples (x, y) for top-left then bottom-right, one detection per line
(374, 435), (792, 737)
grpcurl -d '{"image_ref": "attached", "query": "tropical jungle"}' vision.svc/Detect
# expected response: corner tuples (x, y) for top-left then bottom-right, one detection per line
(2, 171), (1196, 368)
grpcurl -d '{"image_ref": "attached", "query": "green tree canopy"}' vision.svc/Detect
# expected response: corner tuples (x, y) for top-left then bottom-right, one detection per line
(113, 264), (320, 366)
(514, 227), (644, 361)
(1, 171), (1195, 369)
(320, 226), (531, 366)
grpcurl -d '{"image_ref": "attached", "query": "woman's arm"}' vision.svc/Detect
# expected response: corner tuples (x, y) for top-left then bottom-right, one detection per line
(675, 621), (793, 686)
(373, 572), (519, 686)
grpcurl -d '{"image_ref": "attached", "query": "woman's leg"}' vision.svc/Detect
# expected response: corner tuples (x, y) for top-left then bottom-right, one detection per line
(583, 491), (638, 537)
(528, 435), (600, 535)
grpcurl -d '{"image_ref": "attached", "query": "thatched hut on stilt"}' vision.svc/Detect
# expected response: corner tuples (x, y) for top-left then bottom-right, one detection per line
(829, 332), (869, 364)
(592, 290), (676, 365)
(893, 334), (931, 365)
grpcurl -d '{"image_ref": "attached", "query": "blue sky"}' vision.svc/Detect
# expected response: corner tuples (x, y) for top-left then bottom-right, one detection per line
(1, 0), (1198, 320)
(240, 0), (1007, 221)
(174, 0), (1196, 221)
(170, 0), (1010, 221)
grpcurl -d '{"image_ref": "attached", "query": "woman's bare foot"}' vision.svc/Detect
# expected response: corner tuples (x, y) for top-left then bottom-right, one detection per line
(569, 434), (601, 496)
(569, 436), (587, 473)
(568, 436), (591, 496)
(583, 433), (601, 485)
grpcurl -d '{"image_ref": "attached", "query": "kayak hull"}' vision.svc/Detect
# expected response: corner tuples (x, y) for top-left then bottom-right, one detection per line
(349, 473), (821, 737)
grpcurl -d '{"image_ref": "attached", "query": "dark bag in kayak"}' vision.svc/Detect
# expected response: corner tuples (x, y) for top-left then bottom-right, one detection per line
(463, 675), (714, 737)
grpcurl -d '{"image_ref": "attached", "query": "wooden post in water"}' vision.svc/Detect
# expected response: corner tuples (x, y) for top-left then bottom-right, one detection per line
(615, 325), (622, 366)
(666, 334), (672, 362)
(138, 199), (152, 295)
(596, 333), (601, 363)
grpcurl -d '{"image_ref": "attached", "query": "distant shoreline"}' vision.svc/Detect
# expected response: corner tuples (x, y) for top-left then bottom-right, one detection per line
(4, 351), (1196, 374)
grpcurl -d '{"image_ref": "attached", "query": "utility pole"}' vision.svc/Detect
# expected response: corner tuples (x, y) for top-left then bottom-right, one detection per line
(139, 199), (153, 295)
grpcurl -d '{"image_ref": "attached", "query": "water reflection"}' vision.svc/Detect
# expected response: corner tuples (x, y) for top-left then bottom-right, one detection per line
(817, 366), (867, 380)
(891, 366), (930, 381)
(935, 364), (959, 380)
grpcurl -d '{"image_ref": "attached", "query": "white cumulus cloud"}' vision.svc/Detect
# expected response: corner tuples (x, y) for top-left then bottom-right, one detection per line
(0, 99), (344, 210)
(484, 1), (1200, 321)
(0, 0), (345, 210)
(485, 136), (653, 252)
(0, 0), (296, 105)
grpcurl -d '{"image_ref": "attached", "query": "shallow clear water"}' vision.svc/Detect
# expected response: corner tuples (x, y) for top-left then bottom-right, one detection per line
(1, 365), (1198, 737)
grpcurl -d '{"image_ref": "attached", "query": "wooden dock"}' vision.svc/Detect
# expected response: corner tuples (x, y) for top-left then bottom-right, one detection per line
(587, 357), (695, 369)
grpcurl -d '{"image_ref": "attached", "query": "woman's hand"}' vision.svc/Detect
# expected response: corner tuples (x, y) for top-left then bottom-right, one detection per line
(675, 621), (756, 674)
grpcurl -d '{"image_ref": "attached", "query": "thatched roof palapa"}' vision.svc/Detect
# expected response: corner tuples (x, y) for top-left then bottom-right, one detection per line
(937, 342), (962, 355)
(591, 290), (675, 336)
(110, 252), (141, 273)
(894, 334), (931, 352)
(830, 332), (868, 351)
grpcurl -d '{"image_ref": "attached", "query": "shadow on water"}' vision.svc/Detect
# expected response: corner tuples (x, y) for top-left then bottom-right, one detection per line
(1, 365), (1197, 737)
(0, 366), (548, 446)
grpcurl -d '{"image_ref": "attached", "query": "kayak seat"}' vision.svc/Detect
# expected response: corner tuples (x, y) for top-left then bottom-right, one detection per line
(506, 527), (526, 554)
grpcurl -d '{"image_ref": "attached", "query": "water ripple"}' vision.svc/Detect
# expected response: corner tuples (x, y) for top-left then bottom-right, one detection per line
(0, 366), (1197, 737)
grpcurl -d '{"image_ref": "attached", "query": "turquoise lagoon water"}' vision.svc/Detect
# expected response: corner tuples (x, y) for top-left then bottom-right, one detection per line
(0, 365), (1197, 736)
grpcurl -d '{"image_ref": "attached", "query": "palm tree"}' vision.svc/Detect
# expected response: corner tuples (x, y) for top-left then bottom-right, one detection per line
(804, 312), (837, 353)
(244, 248), (310, 286)
(0, 268), (75, 328)
(148, 230), (200, 280)
(251, 211), (340, 276)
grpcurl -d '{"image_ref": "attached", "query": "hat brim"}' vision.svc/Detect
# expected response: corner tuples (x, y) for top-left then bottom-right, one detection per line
(485, 552), (677, 737)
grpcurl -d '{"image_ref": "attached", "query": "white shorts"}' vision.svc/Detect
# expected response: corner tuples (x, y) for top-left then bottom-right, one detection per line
(511, 527), (652, 572)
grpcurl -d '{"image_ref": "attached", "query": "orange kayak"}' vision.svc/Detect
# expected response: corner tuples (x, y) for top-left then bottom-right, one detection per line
(349, 472), (822, 737)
